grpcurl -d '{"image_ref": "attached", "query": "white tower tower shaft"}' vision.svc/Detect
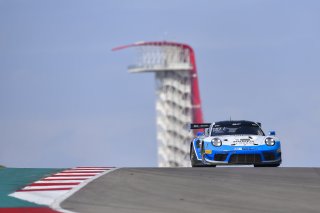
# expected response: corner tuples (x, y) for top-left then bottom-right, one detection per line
(113, 41), (204, 167)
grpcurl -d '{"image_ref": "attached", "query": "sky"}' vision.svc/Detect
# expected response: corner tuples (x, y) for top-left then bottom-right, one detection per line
(0, 0), (319, 167)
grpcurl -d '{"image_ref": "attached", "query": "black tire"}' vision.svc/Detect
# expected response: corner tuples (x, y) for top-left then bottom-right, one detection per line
(190, 144), (203, 167)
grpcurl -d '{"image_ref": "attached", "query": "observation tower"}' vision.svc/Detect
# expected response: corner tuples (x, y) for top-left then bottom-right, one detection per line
(113, 41), (204, 167)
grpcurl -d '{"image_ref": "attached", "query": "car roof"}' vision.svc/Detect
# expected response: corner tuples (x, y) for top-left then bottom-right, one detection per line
(213, 120), (260, 126)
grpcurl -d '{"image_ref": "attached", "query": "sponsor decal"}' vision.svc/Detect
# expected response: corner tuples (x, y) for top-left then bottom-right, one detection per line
(242, 147), (256, 150)
(233, 138), (255, 145)
(205, 150), (212, 154)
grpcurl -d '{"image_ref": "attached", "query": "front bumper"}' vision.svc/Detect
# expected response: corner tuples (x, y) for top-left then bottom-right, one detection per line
(201, 144), (281, 165)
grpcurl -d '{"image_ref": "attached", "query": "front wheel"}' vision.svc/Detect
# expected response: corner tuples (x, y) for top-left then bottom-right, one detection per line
(190, 145), (203, 167)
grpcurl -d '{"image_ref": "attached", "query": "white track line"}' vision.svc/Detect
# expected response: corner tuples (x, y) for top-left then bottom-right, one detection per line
(35, 180), (84, 184)
(53, 173), (96, 176)
(23, 186), (75, 190)
(54, 173), (99, 176)
(43, 177), (89, 180)
(51, 168), (119, 213)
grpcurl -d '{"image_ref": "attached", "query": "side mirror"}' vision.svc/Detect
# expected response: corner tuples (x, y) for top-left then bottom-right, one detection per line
(197, 132), (204, 136)
(268, 131), (276, 136)
(206, 128), (210, 136)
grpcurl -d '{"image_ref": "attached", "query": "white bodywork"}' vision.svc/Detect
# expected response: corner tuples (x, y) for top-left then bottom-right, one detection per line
(202, 135), (278, 146)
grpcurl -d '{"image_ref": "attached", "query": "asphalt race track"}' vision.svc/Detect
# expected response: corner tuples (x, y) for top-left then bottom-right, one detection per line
(61, 168), (320, 213)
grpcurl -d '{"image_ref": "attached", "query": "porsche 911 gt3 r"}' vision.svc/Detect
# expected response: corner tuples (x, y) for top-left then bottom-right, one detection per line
(190, 120), (282, 167)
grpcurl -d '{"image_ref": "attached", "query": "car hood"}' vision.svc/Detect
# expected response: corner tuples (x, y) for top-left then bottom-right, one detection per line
(203, 135), (276, 146)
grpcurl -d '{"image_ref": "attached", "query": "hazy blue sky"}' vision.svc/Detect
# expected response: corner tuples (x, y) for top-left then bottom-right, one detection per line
(1, 0), (319, 167)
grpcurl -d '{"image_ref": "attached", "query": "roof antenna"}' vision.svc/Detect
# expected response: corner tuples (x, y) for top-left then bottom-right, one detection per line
(230, 116), (232, 121)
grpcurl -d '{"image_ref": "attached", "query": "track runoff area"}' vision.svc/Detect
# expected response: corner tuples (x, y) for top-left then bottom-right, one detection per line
(1, 167), (319, 213)
(0, 167), (115, 213)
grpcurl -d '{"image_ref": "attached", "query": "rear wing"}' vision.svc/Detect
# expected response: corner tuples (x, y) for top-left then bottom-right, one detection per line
(189, 123), (211, 130)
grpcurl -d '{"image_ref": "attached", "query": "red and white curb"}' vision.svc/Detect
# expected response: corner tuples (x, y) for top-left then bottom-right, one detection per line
(10, 167), (118, 213)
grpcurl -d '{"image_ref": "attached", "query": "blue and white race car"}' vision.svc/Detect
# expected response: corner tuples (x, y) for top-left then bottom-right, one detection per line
(190, 120), (282, 167)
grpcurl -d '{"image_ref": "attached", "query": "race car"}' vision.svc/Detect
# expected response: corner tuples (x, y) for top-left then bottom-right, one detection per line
(189, 120), (282, 167)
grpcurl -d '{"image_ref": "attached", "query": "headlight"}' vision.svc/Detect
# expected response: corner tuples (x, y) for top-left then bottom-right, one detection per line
(211, 138), (222, 147)
(265, 137), (275, 146)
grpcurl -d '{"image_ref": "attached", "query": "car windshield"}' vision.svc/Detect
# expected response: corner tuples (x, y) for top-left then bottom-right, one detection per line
(211, 125), (265, 136)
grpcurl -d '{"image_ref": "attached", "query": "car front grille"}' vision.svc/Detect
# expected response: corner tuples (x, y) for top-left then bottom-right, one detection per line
(229, 154), (261, 164)
(263, 152), (276, 161)
(214, 154), (228, 161)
